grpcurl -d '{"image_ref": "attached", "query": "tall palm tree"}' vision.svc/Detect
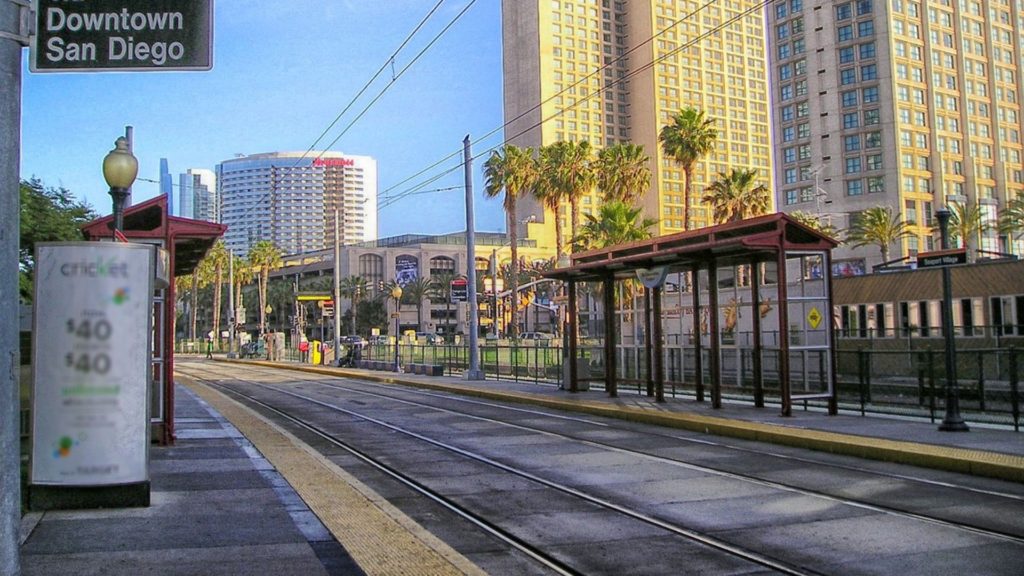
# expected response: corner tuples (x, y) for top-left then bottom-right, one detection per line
(596, 142), (651, 205)
(846, 206), (914, 264)
(231, 255), (252, 331)
(997, 194), (1024, 250)
(550, 140), (596, 251)
(204, 241), (229, 346)
(948, 201), (986, 262)
(536, 144), (566, 261)
(702, 168), (772, 224)
(339, 276), (368, 336)
(659, 107), (719, 230)
(484, 144), (538, 340)
(192, 258), (214, 341)
(572, 200), (659, 250)
(247, 240), (282, 333)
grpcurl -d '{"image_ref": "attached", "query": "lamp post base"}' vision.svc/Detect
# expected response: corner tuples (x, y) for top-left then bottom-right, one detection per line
(938, 417), (970, 432)
(463, 369), (484, 380)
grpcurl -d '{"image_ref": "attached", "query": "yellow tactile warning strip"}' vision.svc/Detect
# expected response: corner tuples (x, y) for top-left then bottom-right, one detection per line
(236, 360), (1024, 484)
(179, 376), (487, 576)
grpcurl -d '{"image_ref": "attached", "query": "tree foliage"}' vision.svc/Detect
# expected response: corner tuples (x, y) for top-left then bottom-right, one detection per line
(659, 107), (718, 230)
(702, 168), (771, 224)
(846, 206), (914, 264)
(19, 179), (97, 302)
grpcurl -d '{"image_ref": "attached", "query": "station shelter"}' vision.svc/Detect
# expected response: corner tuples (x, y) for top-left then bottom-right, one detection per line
(81, 194), (226, 444)
(544, 213), (839, 416)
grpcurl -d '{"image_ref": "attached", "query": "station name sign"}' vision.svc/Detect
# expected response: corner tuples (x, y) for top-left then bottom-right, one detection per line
(31, 0), (213, 72)
(916, 248), (967, 269)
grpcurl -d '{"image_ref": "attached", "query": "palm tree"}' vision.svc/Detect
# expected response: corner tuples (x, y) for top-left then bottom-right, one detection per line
(702, 168), (772, 224)
(659, 107), (719, 230)
(536, 144), (566, 260)
(549, 140), (596, 251)
(948, 201), (986, 261)
(596, 142), (651, 205)
(427, 272), (456, 335)
(997, 194), (1024, 250)
(846, 206), (914, 264)
(572, 200), (659, 250)
(231, 255), (252, 331)
(790, 210), (839, 239)
(399, 276), (432, 333)
(247, 240), (282, 333)
(191, 258), (214, 341)
(484, 144), (538, 340)
(204, 241), (229, 347)
(339, 276), (368, 335)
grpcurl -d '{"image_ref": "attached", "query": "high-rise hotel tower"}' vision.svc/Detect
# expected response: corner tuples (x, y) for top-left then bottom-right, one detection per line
(503, 0), (773, 247)
(218, 152), (378, 256)
(770, 0), (1024, 271)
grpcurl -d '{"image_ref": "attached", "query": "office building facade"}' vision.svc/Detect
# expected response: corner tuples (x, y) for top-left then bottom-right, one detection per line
(770, 0), (1024, 272)
(218, 152), (378, 256)
(179, 168), (217, 222)
(502, 0), (774, 249)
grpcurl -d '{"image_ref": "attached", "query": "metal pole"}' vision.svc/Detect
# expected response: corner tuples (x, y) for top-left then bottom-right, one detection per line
(463, 136), (483, 379)
(491, 248), (499, 338)
(1, 3), (24, 571)
(937, 207), (969, 431)
(333, 209), (342, 365)
(228, 251), (236, 358)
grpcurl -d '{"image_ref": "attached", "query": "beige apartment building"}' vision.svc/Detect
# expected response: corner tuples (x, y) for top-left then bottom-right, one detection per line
(770, 0), (1024, 273)
(502, 0), (774, 250)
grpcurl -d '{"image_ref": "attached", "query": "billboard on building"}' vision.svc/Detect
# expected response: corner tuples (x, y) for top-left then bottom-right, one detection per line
(395, 255), (418, 286)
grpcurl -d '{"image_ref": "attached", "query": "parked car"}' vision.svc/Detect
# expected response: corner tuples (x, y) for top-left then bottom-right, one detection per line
(416, 332), (444, 345)
(368, 335), (388, 345)
(239, 341), (264, 358)
(521, 332), (554, 341)
(341, 335), (367, 347)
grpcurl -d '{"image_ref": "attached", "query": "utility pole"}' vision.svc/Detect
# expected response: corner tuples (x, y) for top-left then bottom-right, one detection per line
(333, 208), (342, 366)
(1, 3), (27, 573)
(463, 136), (483, 379)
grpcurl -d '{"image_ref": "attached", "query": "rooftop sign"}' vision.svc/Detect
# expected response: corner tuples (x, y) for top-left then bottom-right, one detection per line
(31, 0), (213, 72)
(916, 248), (967, 269)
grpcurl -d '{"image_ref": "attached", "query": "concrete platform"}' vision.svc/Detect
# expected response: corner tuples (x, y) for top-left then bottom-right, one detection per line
(18, 386), (361, 576)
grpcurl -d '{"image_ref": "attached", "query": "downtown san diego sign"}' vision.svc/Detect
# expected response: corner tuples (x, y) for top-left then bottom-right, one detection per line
(31, 0), (213, 72)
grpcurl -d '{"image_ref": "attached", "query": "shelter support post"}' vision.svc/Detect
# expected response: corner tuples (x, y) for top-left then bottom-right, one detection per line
(691, 265), (704, 402)
(603, 275), (617, 397)
(568, 279), (579, 393)
(777, 249), (793, 416)
(653, 286), (666, 403)
(750, 261), (765, 407)
(825, 252), (839, 415)
(708, 262), (722, 409)
(644, 287), (654, 396)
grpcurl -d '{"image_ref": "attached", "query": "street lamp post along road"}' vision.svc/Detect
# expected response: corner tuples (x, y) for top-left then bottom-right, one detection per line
(391, 284), (403, 371)
(936, 207), (969, 432)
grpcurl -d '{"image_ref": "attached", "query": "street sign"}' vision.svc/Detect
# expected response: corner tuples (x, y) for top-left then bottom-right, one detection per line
(450, 278), (468, 303)
(298, 292), (333, 302)
(917, 248), (967, 269)
(31, 0), (213, 73)
(807, 307), (823, 329)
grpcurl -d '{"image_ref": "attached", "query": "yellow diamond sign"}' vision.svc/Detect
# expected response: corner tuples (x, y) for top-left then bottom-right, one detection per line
(807, 307), (822, 329)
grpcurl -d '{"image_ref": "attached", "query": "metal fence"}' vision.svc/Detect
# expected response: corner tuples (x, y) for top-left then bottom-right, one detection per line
(177, 337), (1023, 431)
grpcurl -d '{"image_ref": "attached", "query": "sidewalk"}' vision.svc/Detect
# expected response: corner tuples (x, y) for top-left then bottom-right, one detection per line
(18, 385), (360, 576)
(259, 359), (1024, 484)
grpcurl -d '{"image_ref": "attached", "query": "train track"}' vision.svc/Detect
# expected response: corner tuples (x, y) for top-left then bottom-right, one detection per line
(178, 361), (1024, 574)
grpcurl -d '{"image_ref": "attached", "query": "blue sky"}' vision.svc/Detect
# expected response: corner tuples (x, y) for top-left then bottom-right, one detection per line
(19, 0), (509, 237)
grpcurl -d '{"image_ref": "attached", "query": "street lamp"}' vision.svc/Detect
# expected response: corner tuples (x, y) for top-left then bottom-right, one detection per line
(102, 136), (138, 235)
(936, 207), (969, 431)
(391, 284), (403, 371)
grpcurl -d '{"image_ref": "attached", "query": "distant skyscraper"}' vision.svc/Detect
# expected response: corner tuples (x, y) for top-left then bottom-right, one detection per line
(159, 158), (173, 216)
(502, 1), (773, 250)
(769, 0), (1024, 271)
(179, 169), (217, 222)
(217, 152), (378, 255)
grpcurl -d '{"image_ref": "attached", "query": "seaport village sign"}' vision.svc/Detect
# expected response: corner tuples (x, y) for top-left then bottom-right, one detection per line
(31, 0), (212, 72)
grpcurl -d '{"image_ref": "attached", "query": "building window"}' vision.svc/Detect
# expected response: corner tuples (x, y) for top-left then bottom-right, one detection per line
(836, 3), (852, 20)
(784, 147), (797, 162)
(781, 105), (794, 121)
(864, 109), (880, 125)
(865, 131), (881, 147)
(862, 86), (879, 103)
(839, 46), (855, 63)
(838, 25), (854, 42)
(785, 168), (798, 183)
(866, 154), (882, 170)
(780, 84), (793, 100)
(798, 144), (811, 160)
(778, 43), (791, 59)
(796, 101), (809, 117)
(840, 68), (856, 85)
(858, 21), (874, 37)
(775, 3), (788, 19)
(843, 112), (859, 128)
(859, 42), (876, 59)
(842, 90), (858, 107)
(867, 176), (885, 193)
(779, 64), (793, 80)
(861, 64), (877, 80)
(856, 0), (872, 15)
(782, 126), (795, 142)
(777, 23), (790, 39)
(846, 179), (863, 196)
(846, 157), (862, 173)
(844, 135), (861, 151)
(797, 122), (810, 138)
(785, 189), (799, 205)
